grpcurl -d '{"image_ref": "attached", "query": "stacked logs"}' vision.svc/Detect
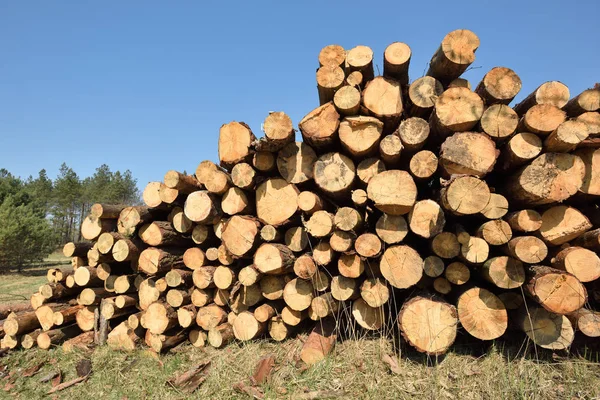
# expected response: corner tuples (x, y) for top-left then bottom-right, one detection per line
(2, 30), (600, 363)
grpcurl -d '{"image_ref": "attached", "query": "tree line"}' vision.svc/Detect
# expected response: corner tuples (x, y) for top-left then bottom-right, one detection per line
(0, 163), (139, 270)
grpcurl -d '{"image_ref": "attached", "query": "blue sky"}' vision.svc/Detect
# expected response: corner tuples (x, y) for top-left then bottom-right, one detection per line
(1, 1), (598, 189)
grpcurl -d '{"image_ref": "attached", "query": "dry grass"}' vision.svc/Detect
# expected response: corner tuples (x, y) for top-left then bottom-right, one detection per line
(1, 337), (600, 399)
(1, 257), (599, 399)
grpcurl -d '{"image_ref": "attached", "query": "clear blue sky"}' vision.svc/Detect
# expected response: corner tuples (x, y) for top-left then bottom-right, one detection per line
(1, 1), (598, 189)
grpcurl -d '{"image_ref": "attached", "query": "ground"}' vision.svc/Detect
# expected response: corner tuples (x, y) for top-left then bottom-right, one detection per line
(1, 255), (599, 399)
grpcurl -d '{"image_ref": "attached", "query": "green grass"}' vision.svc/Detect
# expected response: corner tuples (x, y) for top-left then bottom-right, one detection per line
(1, 257), (599, 399)
(0, 252), (70, 306)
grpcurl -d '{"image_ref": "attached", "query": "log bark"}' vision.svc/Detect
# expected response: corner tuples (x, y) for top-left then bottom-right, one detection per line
(474, 67), (521, 105)
(316, 65), (345, 105)
(406, 77), (443, 118)
(513, 81), (570, 116)
(145, 328), (188, 353)
(218, 121), (255, 169)
(4, 311), (40, 336)
(362, 77), (403, 133)
(138, 247), (184, 275)
(164, 170), (203, 193)
(538, 205), (591, 245)
(383, 42), (411, 85)
(552, 246), (600, 283)
(572, 228), (600, 251)
(564, 87), (600, 117)
(300, 318), (337, 365)
(63, 242), (93, 258)
(298, 102), (340, 150)
(37, 324), (81, 350)
(427, 29), (479, 84)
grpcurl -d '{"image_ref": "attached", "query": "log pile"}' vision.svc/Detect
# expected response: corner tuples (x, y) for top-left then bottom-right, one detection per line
(2, 30), (600, 362)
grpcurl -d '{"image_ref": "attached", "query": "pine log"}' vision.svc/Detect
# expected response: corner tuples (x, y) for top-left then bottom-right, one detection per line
(310, 269), (330, 293)
(313, 152), (356, 198)
(297, 191), (324, 215)
(238, 265), (262, 287)
(72, 266), (100, 287)
(191, 288), (213, 307)
(39, 282), (78, 300)
(575, 148), (600, 195)
(319, 44), (345, 67)
(333, 86), (361, 116)
(380, 245), (423, 289)
(281, 306), (306, 327)
(577, 112), (600, 136)
(63, 242), (93, 258)
(448, 78), (471, 89)
(440, 176), (491, 215)
(331, 276), (358, 301)
(232, 311), (266, 341)
(407, 199), (445, 239)
(300, 318), (337, 365)
(159, 185), (184, 205)
(526, 266), (586, 314)
(146, 328), (188, 353)
(354, 233), (381, 258)
(165, 269), (193, 288)
(566, 309), (600, 338)
(165, 289), (191, 308)
(253, 151), (277, 172)
(75, 306), (96, 331)
(398, 295), (458, 355)
(423, 256), (445, 278)
(168, 206), (194, 234)
(430, 87), (484, 137)
(329, 230), (355, 253)
(142, 181), (166, 208)
(479, 104), (519, 141)
(406, 77), (443, 118)
(117, 206), (160, 236)
(538, 206), (591, 245)
(308, 293), (339, 321)
(339, 116), (384, 159)
(183, 247), (205, 269)
(346, 45), (374, 82)
(427, 29), (479, 84)
(433, 277), (452, 295)
(460, 237), (488, 265)
(360, 278), (389, 308)
(188, 329), (207, 348)
(498, 132), (542, 171)
(142, 302), (177, 334)
(164, 170), (203, 193)
(192, 266), (217, 289)
(397, 117), (430, 152)
(176, 304), (197, 328)
(367, 170), (416, 215)
(383, 42), (411, 85)
(218, 121), (255, 169)
(276, 141), (317, 184)
(431, 232), (460, 259)
(78, 287), (110, 306)
(4, 311), (40, 336)
(497, 292), (523, 310)
(208, 323), (235, 348)
(379, 134), (403, 166)
(346, 71), (363, 88)
(504, 236), (547, 264)
(516, 306), (574, 350)
(338, 253), (365, 278)
(480, 193), (508, 220)
(298, 102), (340, 150)
(544, 120), (589, 152)
(254, 243), (295, 275)
(37, 324), (81, 350)
(81, 216), (117, 241)
(477, 219), (512, 246)
(474, 67), (521, 105)
(409, 150), (438, 180)
(564, 87), (600, 117)
(351, 189), (368, 208)
(362, 77), (403, 133)
(445, 262), (470, 285)
(96, 232), (124, 255)
(21, 329), (42, 349)
(256, 178), (299, 226)
(260, 275), (288, 300)
(303, 211), (333, 239)
(293, 254), (317, 280)
(220, 215), (261, 258)
(138, 247), (184, 275)
(139, 221), (191, 247)
(184, 191), (222, 225)
(552, 246), (600, 283)
(506, 209), (542, 233)
(213, 266), (235, 290)
(519, 104), (567, 135)
(513, 81), (570, 115)
(255, 111), (295, 152)
(283, 278), (314, 311)
(357, 157), (386, 186)
(572, 228), (600, 251)
(268, 317), (293, 342)
(457, 287), (507, 340)
(71, 256), (87, 269)
(316, 65), (345, 105)
(260, 225), (282, 243)
(231, 163), (256, 191)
